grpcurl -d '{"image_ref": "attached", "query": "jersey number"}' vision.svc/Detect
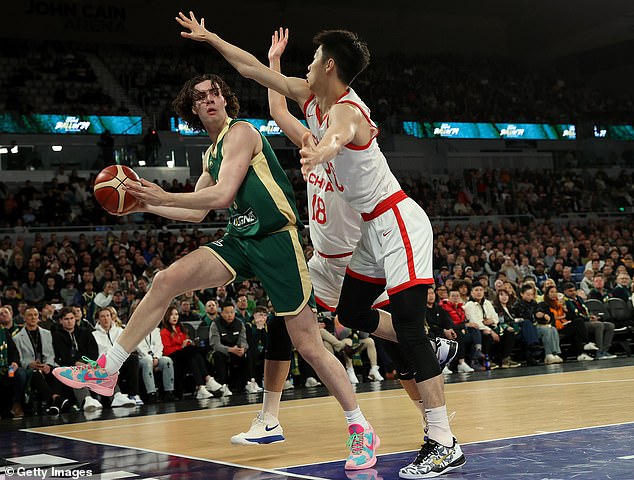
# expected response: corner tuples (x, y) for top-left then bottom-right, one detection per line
(311, 194), (327, 225)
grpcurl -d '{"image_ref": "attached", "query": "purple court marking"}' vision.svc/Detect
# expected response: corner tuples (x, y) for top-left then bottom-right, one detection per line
(1, 429), (319, 480)
(285, 422), (634, 480)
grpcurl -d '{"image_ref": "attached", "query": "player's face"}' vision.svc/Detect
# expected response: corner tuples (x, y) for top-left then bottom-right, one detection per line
(192, 80), (228, 123)
(306, 47), (326, 90)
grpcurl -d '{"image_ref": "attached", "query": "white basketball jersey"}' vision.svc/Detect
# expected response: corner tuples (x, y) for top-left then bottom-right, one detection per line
(307, 164), (361, 256)
(303, 88), (401, 214)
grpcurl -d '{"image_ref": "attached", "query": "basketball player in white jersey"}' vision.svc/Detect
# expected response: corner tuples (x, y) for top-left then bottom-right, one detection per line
(231, 29), (458, 453)
(177, 12), (465, 478)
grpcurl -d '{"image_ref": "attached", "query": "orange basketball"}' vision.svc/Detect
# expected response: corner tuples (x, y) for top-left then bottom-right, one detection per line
(93, 165), (140, 214)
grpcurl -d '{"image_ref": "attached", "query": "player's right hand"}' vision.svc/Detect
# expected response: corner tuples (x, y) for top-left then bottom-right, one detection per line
(176, 11), (211, 42)
(268, 27), (289, 62)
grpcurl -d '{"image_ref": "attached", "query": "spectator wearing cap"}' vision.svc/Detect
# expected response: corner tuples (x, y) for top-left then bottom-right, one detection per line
(533, 260), (548, 289)
(436, 266), (451, 285)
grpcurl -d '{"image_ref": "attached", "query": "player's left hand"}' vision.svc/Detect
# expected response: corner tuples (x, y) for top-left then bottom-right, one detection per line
(299, 132), (323, 180)
(124, 178), (170, 206)
(176, 11), (211, 42)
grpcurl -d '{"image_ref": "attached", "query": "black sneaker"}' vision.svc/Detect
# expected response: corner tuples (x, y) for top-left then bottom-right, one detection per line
(45, 405), (60, 416)
(55, 396), (72, 413)
(146, 392), (159, 404)
(163, 391), (177, 402)
(399, 438), (465, 479)
(434, 338), (458, 370)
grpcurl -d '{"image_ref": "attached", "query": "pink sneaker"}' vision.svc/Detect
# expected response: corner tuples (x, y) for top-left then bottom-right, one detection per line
(345, 423), (380, 470)
(53, 354), (118, 396)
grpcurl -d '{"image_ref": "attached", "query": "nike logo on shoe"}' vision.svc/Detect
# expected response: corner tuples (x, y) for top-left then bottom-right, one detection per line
(265, 424), (280, 432)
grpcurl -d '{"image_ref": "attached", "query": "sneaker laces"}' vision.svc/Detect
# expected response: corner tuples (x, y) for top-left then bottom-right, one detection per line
(413, 440), (437, 464)
(76, 356), (99, 369)
(346, 432), (364, 456)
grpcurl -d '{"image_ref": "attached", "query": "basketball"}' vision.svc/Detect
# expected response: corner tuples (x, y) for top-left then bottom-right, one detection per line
(93, 165), (141, 214)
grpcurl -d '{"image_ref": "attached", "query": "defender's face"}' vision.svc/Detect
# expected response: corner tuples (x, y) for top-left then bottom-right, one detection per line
(307, 47), (326, 90)
(192, 80), (228, 122)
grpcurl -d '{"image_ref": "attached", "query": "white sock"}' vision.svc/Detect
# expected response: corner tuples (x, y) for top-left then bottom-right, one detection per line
(344, 406), (369, 428)
(105, 342), (130, 375)
(425, 405), (453, 447)
(261, 390), (282, 420)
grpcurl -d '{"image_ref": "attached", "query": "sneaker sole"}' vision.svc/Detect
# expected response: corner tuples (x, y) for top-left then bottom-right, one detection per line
(345, 434), (381, 470)
(398, 455), (466, 478)
(53, 371), (116, 396)
(231, 435), (285, 445)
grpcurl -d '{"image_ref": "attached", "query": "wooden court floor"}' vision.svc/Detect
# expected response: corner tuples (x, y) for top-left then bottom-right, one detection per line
(29, 365), (634, 470)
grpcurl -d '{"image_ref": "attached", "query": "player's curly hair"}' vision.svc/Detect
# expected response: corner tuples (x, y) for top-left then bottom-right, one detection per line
(172, 74), (240, 132)
(313, 30), (370, 85)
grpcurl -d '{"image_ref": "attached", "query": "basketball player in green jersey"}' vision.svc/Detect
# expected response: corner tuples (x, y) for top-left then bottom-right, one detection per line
(53, 74), (380, 469)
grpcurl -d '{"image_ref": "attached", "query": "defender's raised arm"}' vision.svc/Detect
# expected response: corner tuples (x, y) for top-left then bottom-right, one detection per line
(176, 11), (311, 107)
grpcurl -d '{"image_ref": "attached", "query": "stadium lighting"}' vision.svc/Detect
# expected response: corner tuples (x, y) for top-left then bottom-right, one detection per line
(51, 145), (63, 152)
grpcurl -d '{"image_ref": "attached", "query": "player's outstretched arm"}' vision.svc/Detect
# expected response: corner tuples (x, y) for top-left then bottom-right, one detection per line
(268, 28), (309, 148)
(299, 103), (362, 178)
(176, 11), (310, 107)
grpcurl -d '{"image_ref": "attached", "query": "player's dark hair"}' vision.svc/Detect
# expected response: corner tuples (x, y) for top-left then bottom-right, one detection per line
(172, 74), (240, 132)
(312, 30), (370, 85)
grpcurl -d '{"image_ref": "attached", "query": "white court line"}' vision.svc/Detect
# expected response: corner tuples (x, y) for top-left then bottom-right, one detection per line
(282, 420), (634, 469)
(22, 429), (325, 480)
(36, 372), (634, 435)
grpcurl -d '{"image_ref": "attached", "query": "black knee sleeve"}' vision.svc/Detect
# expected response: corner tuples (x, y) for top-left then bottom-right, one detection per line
(382, 339), (415, 380)
(265, 315), (292, 361)
(390, 285), (441, 382)
(336, 274), (384, 332)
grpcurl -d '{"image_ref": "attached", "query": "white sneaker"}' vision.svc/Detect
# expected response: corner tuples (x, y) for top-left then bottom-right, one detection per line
(231, 412), (285, 445)
(442, 365), (453, 375)
(245, 380), (261, 394)
(368, 366), (384, 382)
(457, 362), (474, 373)
(545, 354), (558, 365)
(196, 386), (212, 399)
(283, 379), (294, 390)
(129, 394), (144, 406)
(553, 354), (564, 363)
(112, 391), (135, 407)
(205, 376), (223, 393)
(221, 384), (233, 396)
(83, 396), (103, 412)
(346, 367), (359, 384)
(584, 342), (599, 352)
(577, 353), (594, 361)
(305, 376), (322, 388)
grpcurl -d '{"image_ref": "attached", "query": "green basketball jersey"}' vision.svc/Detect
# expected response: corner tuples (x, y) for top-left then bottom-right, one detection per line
(205, 118), (303, 238)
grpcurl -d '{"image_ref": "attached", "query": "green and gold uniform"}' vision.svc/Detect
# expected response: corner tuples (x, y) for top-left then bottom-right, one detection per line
(201, 118), (314, 316)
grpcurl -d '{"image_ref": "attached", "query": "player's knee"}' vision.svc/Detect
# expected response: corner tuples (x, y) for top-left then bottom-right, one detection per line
(336, 304), (379, 332)
(150, 269), (179, 296)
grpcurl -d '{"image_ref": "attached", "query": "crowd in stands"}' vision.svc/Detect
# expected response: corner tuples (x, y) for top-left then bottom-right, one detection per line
(1, 193), (634, 418)
(2, 167), (634, 232)
(1, 41), (632, 128)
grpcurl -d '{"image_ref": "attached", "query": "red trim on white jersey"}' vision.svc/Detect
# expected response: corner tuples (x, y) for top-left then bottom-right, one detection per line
(387, 278), (435, 296)
(337, 99), (380, 151)
(317, 250), (353, 259)
(393, 203), (416, 281)
(361, 190), (408, 221)
(372, 299), (390, 309)
(346, 266), (386, 285)
(315, 296), (336, 312)
(303, 95), (315, 117)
